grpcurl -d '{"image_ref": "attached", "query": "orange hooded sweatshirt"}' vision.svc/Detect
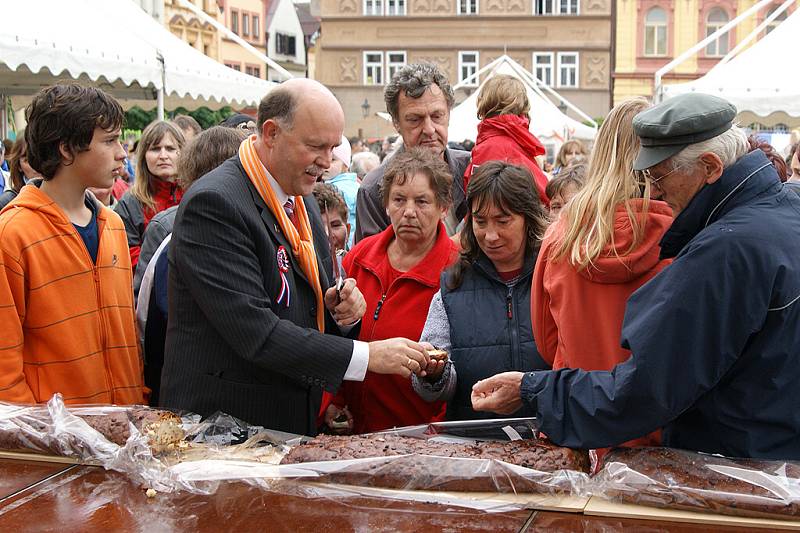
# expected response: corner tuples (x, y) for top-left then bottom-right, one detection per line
(532, 199), (672, 451)
(0, 184), (144, 405)
(532, 199), (673, 371)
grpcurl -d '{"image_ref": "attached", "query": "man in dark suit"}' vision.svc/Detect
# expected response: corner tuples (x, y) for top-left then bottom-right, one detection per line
(160, 79), (431, 436)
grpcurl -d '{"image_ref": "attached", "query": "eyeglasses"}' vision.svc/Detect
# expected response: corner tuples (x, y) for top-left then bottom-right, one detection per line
(637, 161), (692, 189)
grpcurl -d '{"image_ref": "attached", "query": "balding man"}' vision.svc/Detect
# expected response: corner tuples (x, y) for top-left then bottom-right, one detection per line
(160, 80), (431, 435)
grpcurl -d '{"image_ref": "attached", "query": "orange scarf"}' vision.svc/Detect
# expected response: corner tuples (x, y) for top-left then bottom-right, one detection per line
(239, 135), (325, 331)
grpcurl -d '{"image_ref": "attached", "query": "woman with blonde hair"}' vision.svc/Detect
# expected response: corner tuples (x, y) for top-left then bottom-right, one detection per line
(531, 97), (673, 450)
(464, 74), (550, 205)
(114, 120), (185, 269)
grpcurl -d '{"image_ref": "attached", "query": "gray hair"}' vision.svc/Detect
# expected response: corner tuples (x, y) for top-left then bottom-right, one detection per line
(351, 151), (380, 179)
(384, 63), (455, 123)
(669, 125), (749, 171)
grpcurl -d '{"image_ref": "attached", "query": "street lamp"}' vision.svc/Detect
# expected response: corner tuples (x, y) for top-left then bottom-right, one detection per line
(361, 98), (371, 118)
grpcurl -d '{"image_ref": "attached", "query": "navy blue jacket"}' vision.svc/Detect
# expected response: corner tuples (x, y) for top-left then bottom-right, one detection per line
(443, 253), (549, 421)
(521, 150), (800, 459)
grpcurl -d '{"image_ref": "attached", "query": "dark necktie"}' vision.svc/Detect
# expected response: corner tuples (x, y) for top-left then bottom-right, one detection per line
(283, 199), (301, 233)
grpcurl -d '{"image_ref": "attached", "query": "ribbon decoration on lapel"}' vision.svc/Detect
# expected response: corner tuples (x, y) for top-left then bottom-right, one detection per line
(276, 245), (291, 307)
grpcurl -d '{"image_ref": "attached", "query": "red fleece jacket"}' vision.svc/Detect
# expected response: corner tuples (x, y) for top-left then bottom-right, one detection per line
(338, 221), (458, 433)
(465, 114), (550, 206)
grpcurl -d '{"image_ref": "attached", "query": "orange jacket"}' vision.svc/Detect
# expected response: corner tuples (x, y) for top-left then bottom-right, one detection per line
(0, 185), (144, 405)
(532, 199), (673, 372)
(532, 199), (672, 451)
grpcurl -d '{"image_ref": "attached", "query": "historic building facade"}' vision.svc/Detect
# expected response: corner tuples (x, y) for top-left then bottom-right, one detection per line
(315, 0), (613, 139)
(614, 0), (795, 112)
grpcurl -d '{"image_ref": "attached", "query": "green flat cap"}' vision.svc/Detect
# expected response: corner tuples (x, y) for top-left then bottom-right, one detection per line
(632, 93), (737, 170)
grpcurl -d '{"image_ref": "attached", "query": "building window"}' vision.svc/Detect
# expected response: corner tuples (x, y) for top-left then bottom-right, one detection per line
(533, 52), (554, 86)
(253, 15), (260, 38)
(245, 65), (261, 78)
(458, 0), (478, 15)
(386, 51), (407, 81)
(276, 33), (297, 56)
(386, 0), (406, 15)
(243, 13), (250, 36)
(225, 62), (241, 72)
(705, 8), (729, 57)
(364, 51), (384, 85)
(231, 9), (239, 34)
(558, 0), (578, 14)
(535, 0), (577, 15)
(458, 51), (479, 86)
(644, 7), (668, 56)
(766, 6), (788, 34)
(557, 52), (578, 88)
(364, 0), (383, 15)
(535, 0), (555, 14)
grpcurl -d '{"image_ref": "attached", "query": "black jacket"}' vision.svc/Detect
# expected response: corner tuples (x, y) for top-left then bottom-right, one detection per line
(160, 155), (355, 435)
(442, 253), (548, 421)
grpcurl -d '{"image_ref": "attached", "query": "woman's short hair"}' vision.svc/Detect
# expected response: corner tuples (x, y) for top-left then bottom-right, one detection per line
(545, 163), (587, 200)
(131, 121), (186, 209)
(380, 147), (452, 209)
(313, 182), (349, 222)
(8, 137), (30, 192)
(450, 161), (548, 289)
(555, 140), (588, 169)
(177, 126), (246, 190)
(476, 75), (530, 120)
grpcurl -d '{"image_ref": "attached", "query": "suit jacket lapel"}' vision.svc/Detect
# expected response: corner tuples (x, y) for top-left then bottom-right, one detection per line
(247, 180), (311, 286)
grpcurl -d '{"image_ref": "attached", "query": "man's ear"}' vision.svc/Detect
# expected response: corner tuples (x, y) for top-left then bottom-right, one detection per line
(261, 119), (280, 149)
(700, 152), (724, 184)
(58, 142), (75, 167)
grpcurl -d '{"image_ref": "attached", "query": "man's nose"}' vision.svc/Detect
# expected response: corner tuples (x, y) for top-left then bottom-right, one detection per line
(421, 116), (436, 136)
(115, 142), (126, 160)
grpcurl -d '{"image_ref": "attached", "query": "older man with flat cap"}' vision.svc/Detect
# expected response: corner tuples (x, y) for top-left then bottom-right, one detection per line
(472, 93), (800, 460)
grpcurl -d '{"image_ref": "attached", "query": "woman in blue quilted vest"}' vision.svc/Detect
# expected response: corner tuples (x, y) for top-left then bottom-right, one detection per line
(412, 161), (551, 421)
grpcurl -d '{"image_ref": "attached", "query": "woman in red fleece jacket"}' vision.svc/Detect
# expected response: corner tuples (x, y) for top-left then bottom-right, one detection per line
(114, 121), (185, 269)
(464, 75), (550, 206)
(330, 147), (458, 434)
(531, 97), (673, 452)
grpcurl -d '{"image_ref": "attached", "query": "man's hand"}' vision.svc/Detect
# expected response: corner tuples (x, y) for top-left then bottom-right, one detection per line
(324, 404), (353, 435)
(420, 342), (447, 381)
(325, 278), (365, 325)
(367, 338), (431, 379)
(471, 371), (524, 415)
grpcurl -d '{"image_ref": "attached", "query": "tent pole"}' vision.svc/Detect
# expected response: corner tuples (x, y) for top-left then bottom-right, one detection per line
(654, 0), (772, 102)
(711, 0), (793, 73)
(0, 95), (7, 140)
(157, 89), (165, 121)
(157, 51), (166, 120)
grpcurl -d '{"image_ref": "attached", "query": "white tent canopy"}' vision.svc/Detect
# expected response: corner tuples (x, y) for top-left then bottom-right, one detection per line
(0, 0), (275, 111)
(447, 56), (597, 143)
(662, 10), (800, 117)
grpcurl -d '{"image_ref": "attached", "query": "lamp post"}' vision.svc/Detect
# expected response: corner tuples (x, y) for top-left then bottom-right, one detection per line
(361, 98), (371, 118)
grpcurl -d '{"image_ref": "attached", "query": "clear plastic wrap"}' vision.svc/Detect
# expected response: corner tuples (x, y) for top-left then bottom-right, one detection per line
(593, 447), (800, 520)
(0, 398), (587, 511)
(279, 418), (590, 498)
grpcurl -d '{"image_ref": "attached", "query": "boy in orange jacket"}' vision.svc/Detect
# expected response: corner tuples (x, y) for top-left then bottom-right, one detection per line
(0, 84), (144, 405)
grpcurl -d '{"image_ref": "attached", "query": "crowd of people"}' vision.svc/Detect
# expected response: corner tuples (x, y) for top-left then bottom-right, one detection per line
(0, 60), (798, 461)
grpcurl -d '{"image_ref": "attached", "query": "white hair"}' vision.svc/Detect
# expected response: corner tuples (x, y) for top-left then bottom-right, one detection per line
(669, 125), (749, 171)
